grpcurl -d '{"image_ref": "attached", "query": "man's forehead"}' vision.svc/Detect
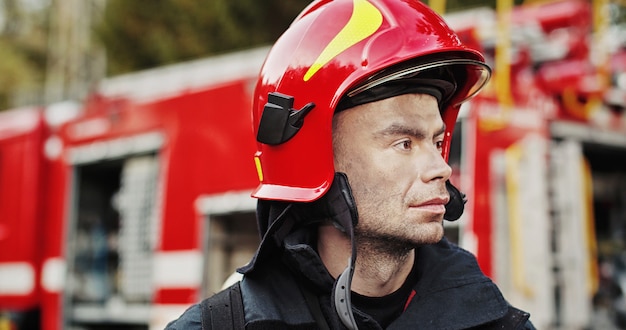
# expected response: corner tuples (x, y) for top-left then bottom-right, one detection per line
(339, 92), (439, 116)
(334, 93), (444, 133)
(364, 93), (441, 120)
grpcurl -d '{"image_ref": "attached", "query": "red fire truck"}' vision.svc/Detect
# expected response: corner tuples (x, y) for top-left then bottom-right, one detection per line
(445, 0), (626, 328)
(0, 1), (625, 329)
(0, 100), (83, 330)
(1, 47), (268, 330)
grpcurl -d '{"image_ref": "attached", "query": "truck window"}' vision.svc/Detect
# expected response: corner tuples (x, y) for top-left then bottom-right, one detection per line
(68, 155), (159, 329)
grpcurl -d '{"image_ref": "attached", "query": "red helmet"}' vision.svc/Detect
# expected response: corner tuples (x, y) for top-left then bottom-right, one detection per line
(252, 0), (490, 202)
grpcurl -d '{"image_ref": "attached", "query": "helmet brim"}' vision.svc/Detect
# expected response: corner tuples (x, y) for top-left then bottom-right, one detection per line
(342, 58), (491, 111)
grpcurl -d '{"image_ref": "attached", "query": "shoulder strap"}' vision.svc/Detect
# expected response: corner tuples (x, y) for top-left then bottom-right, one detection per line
(200, 281), (245, 330)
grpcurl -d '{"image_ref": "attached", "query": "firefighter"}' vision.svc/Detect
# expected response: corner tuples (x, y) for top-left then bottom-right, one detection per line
(167, 0), (535, 328)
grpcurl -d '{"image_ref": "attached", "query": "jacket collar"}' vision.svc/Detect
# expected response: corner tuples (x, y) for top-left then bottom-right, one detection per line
(280, 236), (511, 329)
(243, 171), (510, 329)
(389, 239), (509, 329)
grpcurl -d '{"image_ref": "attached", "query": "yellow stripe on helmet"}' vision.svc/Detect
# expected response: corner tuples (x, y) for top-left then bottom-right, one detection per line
(303, 0), (383, 81)
(254, 155), (264, 182)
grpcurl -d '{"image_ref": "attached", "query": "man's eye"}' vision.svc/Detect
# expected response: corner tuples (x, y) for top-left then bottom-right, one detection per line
(435, 140), (444, 151)
(396, 140), (412, 150)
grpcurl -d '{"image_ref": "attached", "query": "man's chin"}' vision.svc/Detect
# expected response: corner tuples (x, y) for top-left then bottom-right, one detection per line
(413, 223), (444, 245)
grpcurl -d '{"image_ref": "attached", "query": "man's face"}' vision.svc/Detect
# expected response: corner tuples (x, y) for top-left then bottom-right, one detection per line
(332, 93), (452, 248)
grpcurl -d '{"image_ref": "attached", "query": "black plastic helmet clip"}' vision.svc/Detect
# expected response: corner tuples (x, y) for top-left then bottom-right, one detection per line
(256, 92), (315, 145)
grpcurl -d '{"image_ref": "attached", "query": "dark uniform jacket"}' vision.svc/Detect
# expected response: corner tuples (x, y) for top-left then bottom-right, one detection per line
(166, 230), (534, 329)
(166, 178), (535, 329)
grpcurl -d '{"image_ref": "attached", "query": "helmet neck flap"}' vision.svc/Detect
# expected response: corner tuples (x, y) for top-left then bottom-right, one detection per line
(241, 173), (466, 329)
(241, 173), (359, 327)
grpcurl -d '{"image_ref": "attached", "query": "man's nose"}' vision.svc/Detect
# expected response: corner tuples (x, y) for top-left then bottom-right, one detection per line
(419, 146), (452, 183)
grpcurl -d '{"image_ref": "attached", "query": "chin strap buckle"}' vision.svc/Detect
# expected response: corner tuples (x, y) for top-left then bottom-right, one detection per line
(334, 258), (358, 330)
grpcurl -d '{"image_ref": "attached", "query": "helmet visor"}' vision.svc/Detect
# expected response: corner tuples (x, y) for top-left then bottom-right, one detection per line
(340, 58), (491, 111)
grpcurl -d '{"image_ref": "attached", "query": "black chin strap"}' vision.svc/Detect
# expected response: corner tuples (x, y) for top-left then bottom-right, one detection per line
(333, 178), (465, 330)
(330, 173), (360, 330)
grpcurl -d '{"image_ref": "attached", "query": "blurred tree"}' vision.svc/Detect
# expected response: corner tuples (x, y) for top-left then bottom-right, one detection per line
(94, 0), (313, 75)
(0, 0), (48, 110)
(2, 0), (622, 111)
(0, 40), (40, 108)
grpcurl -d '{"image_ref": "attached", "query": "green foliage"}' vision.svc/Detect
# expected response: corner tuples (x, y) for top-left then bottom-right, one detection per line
(94, 0), (312, 75)
(0, 0), (48, 110)
(0, 39), (36, 109)
(5, 0), (620, 110)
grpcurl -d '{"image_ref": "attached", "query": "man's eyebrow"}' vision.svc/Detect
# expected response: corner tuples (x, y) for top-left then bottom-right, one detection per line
(375, 123), (446, 139)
